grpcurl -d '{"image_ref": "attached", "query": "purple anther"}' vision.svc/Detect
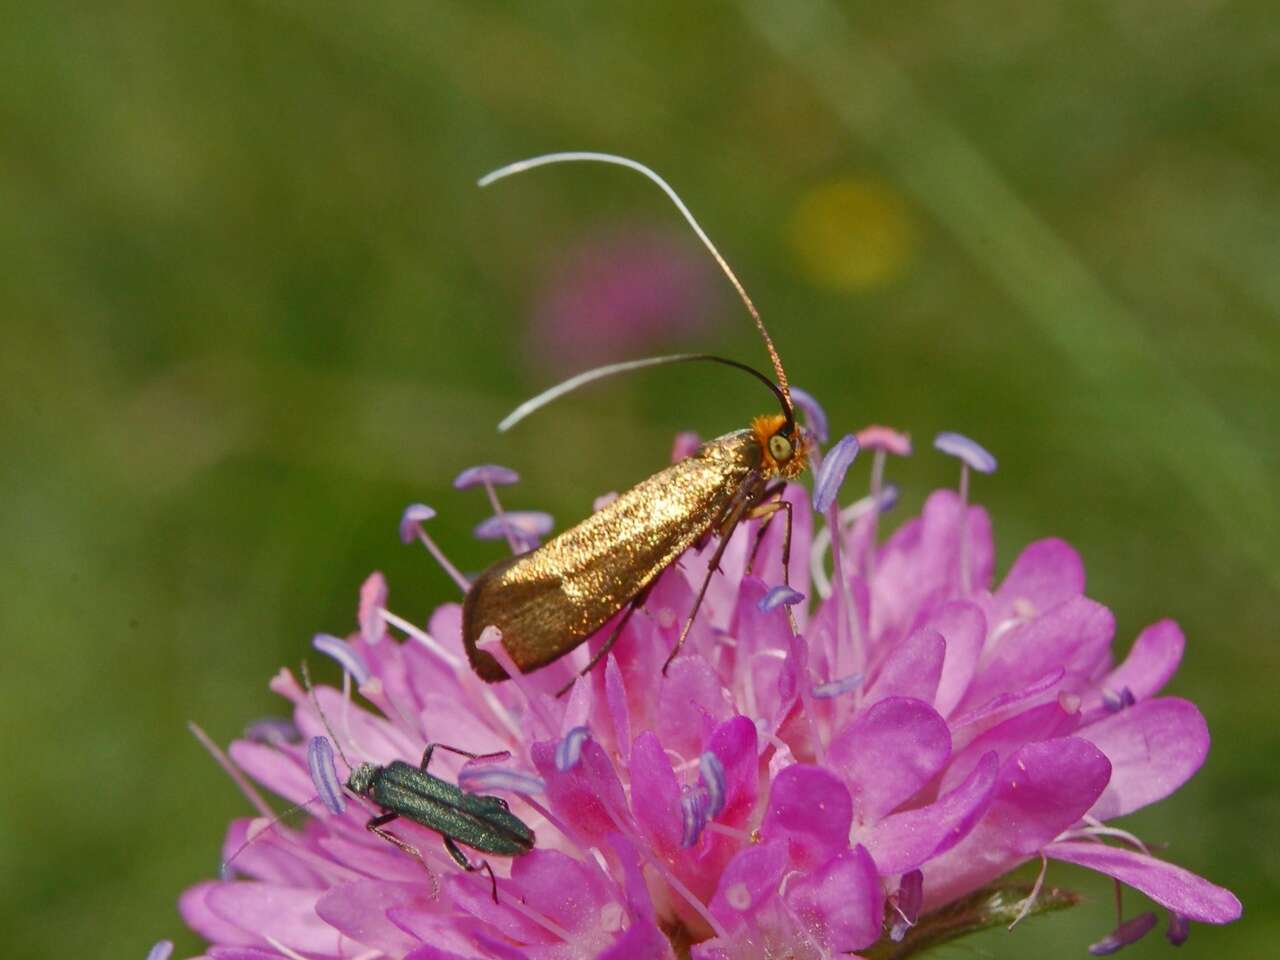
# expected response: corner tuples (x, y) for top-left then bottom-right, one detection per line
(312, 633), (371, 685)
(890, 869), (924, 942)
(593, 491), (619, 512)
(811, 673), (863, 699)
(555, 726), (592, 772)
(680, 788), (709, 848)
(1102, 686), (1137, 713)
(453, 464), (520, 490)
(933, 432), (997, 474)
(307, 736), (346, 815)
(1166, 912), (1190, 947)
(812, 433), (860, 513)
(671, 431), (701, 463)
(399, 503), (436, 544)
(857, 424), (912, 457)
(145, 940), (174, 960)
(457, 765), (546, 796)
(878, 483), (901, 513)
(790, 386), (829, 444)
(699, 751), (726, 818)
(1088, 912), (1158, 956)
(696, 757), (727, 814)
(358, 571), (388, 645)
(757, 584), (805, 613)
(243, 716), (301, 746)
(474, 511), (555, 543)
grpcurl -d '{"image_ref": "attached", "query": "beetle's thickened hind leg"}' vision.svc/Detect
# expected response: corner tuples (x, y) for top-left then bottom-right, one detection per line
(444, 835), (499, 903)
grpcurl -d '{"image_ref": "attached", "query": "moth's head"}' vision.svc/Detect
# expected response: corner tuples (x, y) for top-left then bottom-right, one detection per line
(753, 413), (809, 480)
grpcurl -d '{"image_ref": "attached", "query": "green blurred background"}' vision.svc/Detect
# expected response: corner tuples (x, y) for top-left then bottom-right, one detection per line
(3, 2), (1276, 957)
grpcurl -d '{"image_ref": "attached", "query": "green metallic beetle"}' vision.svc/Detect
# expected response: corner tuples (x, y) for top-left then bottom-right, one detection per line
(345, 742), (535, 901)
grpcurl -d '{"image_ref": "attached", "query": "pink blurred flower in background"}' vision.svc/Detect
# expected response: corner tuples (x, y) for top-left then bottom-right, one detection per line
(180, 415), (1240, 959)
(533, 225), (719, 370)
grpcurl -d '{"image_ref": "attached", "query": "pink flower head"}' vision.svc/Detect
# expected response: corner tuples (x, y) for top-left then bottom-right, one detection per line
(181, 425), (1239, 958)
(534, 225), (719, 370)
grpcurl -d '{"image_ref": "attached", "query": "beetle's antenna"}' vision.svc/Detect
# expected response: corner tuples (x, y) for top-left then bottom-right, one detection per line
(300, 660), (356, 773)
(499, 353), (791, 433)
(219, 797), (320, 875)
(479, 151), (793, 415)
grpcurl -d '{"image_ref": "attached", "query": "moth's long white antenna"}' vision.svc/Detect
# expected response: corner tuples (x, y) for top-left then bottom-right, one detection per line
(498, 354), (700, 432)
(478, 151), (792, 405)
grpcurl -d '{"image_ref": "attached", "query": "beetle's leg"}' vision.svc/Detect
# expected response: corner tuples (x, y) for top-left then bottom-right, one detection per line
(663, 497), (753, 676)
(368, 813), (418, 859)
(555, 583), (652, 698)
(443, 836), (500, 903)
(421, 743), (511, 771)
(745, 482), (788, 575)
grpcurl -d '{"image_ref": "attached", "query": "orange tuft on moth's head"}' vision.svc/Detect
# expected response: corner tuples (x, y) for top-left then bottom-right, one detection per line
(752, 413), (809, 480)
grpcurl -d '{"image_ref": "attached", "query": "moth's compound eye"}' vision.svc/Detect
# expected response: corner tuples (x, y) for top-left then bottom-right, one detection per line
(768, 433), (793, 461)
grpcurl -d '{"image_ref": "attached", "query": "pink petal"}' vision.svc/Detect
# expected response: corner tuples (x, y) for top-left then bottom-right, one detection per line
(828, 697), (952, 823)
(315, 880), (433, 955)
(784, 845), (884, 952)
(922, 737), (1112, 908)
(1078, 698), (1209, 820)
(927, 601), (987, 718)
(761, 765), (853, 869)
(654, 655), (733, 760)
(706, 715), (759, 825)
(709, 840), (789, 926)
(532, 739), (630, 844)
(205, 883), (340, 955)
(604, 654), (632, 760)
(219, 819), (328, 887)
(628, 731), (684, 856)
(961, 597), (1115, 713)
(225, 741), (315, 808)
(862, 627), (946, 707)
(426, 602), (468, 661)
(991, 538), (1085, 626)
(509, 848), (615, 935)
(871, 491), (994, 637)
(1045, 841), (1242, 923)
(1096, 619), (1185, 707)
(939, 699), (1079, 794)
(949, 667), (1067, 737)
(864, 751), (999, 874)
(597, 835), (675, 960)
(180, 883), (257, 947)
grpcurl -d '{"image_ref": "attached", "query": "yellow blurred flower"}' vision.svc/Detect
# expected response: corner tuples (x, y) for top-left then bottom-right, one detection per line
(787, 176), (916, 291)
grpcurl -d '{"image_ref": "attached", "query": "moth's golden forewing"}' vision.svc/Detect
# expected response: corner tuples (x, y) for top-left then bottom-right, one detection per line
(462, 432), (760, 680)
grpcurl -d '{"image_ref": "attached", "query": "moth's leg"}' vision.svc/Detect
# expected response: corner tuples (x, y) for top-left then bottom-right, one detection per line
(745, 497), (795, 588)
(421, 743), (510, 771)
(443, 836), (500, 903)
(745, 482), (788, 576)
(663, 497), (752, 676)
(557, 584), (652, 698)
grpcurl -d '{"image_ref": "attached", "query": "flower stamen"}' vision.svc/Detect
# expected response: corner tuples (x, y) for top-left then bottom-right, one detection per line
(399, 504), (471, 592)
